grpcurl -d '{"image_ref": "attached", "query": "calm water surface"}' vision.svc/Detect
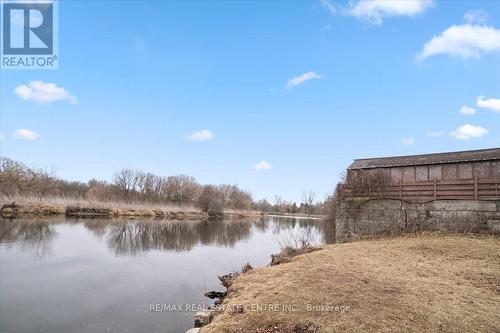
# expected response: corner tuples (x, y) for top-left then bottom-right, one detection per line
(0, 216), (333, 333)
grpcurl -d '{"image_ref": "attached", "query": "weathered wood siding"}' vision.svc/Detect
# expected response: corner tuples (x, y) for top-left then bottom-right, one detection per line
(343, 178), (500, 201)
(369, 161), (499, 184)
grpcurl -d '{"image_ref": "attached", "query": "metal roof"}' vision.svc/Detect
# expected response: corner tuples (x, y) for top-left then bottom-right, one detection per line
(348, 148), (500, 170)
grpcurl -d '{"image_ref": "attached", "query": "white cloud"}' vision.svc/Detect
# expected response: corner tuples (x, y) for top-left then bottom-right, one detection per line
(12, 129), (39, 140)
(450, 124), (488, 140)
(320, 0), (337, 15)
(187, 129), (214, 142)
(417, 24), (500, 60)
(252, 161), (272, 171)
(347, 0), (432, 24)
(426, 131), (444, 137)
(0, 133), (4, 142)
(463, 9), (488, 25)
(460, 105), (476, 115)
(285, 71), (323, 89)
(14, 81), (78, 104)
(401, 138), (415, 145)
(476, 96), (500, 112)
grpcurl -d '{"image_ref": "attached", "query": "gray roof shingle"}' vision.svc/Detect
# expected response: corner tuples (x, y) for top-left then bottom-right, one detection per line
(348, 148), (500, 170)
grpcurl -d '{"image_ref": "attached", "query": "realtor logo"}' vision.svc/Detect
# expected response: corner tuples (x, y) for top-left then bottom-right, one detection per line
(1, 0), (58, 69)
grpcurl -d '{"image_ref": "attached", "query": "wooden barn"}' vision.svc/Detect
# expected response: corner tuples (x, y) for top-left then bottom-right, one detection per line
(344, 148), (500, 201)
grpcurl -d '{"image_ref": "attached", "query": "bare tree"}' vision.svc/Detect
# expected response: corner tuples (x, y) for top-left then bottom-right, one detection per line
(273, 195), (282, 212)
(87, 179), (115, 201)
(254, 199), (272, 212)
(113, 169), (137, 202)
(198, 185), (222, 213)
(0, 158), (58, 199)
(1, 157), (261, 212)
(302, 190), (316, 215)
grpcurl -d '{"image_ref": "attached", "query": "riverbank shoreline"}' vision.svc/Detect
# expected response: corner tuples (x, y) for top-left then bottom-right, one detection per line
(0, 201), (264, 220)
(198, 234), (499, 333)
(268, 212), (326, 219)
(267, 214), (324, 220)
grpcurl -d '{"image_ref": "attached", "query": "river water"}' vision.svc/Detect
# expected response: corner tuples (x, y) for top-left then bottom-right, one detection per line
(0, 216), (333, 333)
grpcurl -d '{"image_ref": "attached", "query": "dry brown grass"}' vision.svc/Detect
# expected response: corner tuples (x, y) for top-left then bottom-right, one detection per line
(203, 234), (500, 333)
(270, 243), (320, 266)
(0, 195), (263, 218)
(0, 195), (201, 212)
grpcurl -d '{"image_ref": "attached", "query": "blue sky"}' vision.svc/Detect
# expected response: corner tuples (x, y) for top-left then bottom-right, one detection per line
(1, 0), (499, 203)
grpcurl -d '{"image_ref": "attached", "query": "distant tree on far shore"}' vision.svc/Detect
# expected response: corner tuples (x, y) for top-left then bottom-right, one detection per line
(0, 157), (255, 212)
(302, 190), (316, 215)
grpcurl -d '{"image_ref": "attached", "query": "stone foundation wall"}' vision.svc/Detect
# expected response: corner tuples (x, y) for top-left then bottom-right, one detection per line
(335, 198), (500, 242)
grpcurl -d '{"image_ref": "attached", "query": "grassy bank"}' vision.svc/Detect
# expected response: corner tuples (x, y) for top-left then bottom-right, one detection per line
(0, 196), (263, 220)
(203, 234), (499, 333)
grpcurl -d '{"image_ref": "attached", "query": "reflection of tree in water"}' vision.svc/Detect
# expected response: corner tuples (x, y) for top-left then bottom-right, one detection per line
(89, 219), (256, 255)
(87, 216), (330, 255)
(83, 219), (108, 239)
(0, 219), (56, 257)
(196, 219), (254, 248)
(270, 217), (322, 234)
(0, 216), (334, 257)
(270, 217), (297, 235)
(268, 216), (332, 246)
(252, 218), (269, 232)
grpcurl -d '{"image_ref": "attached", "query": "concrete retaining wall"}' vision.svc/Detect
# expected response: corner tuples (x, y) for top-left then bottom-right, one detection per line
(334, 199), (500, 242)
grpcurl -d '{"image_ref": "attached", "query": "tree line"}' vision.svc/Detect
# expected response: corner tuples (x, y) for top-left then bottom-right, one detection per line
(0, 158), (253, 212)
(0, 157), (326, 214)
(269, 191), (326, 216)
